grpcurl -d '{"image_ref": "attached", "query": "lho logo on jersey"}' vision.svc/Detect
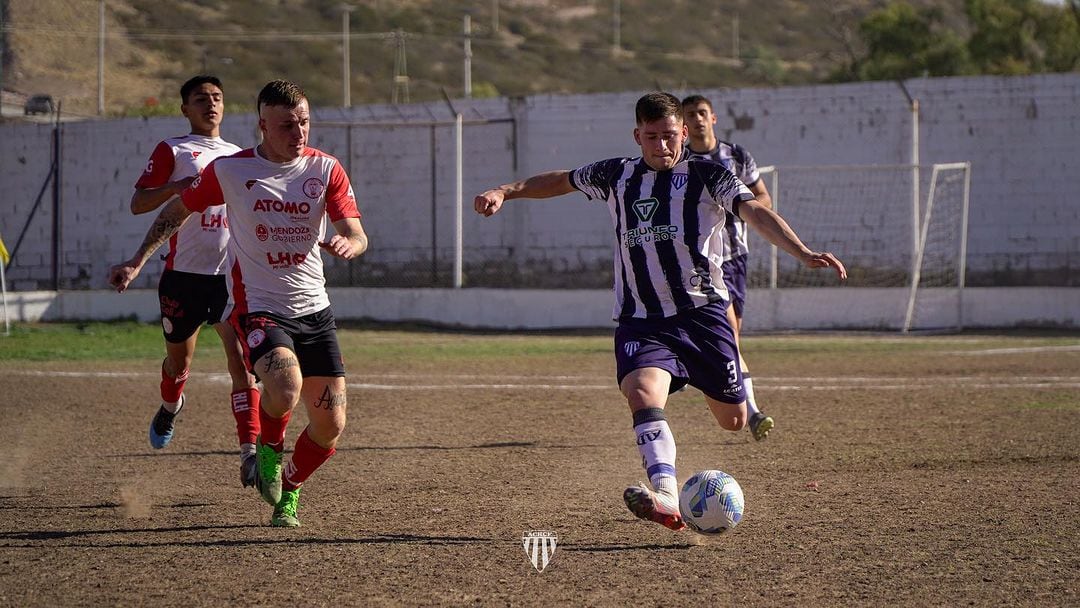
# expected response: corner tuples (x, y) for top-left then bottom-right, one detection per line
(632, 197), (659, 222)
(522, 530), (557, 573)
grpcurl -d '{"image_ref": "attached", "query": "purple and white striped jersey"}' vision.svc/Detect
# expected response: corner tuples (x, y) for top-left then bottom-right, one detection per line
(684, 141), (760, 262)
(569, 152), (755, 320)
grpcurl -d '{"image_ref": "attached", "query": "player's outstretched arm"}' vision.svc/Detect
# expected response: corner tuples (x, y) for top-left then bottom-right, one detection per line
(321, 218), (369, 260)
(473, 170), (574, 217)
(130, 176), (196, 215)
(738, 199), (847, 280)
(109, 197), (195, 292)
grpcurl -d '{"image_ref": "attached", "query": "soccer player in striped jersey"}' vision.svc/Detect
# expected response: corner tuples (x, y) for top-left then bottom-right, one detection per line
(682, 94), (774, 441)
(110, 80), (369, 528)
(474, 92), (846, 532)
(124, 75), (261, 488)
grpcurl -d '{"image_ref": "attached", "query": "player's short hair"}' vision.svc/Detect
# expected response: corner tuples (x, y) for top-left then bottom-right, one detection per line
(180, 75), (223, 104)
(635, 92), (683, 125)
(257, 80), (307, 114)
(681, 94), (713, 111)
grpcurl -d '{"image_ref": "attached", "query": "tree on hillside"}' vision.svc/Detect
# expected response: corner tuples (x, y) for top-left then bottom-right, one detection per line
(836, 0), (1080, 82)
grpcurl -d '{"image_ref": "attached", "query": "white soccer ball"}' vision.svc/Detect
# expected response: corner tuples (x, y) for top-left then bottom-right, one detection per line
(679, 470), (745, 535)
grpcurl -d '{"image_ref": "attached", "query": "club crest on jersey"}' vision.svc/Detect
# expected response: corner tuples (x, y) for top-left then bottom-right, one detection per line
(632, 197), (659, 222)
(671, 173), (688, 190)
(303, 177), (326, 199)
(256, 224), (269, 242)
(623, 340), (641, 357)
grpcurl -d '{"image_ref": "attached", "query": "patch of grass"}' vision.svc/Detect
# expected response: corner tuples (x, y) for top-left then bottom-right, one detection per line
(1018, 393), (1080, 410)
(0, 322), (611, 363)
(0, 322), (172, 361)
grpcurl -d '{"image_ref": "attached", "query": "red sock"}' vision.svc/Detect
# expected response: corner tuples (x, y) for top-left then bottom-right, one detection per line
(282, 429), (336, 492)
(230, 388), (261, 445)
(259, 407), (290, 450)
(160, 362), (189, 403)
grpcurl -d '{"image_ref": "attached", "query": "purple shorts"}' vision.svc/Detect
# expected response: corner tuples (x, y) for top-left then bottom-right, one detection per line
(614, 301), (746, 404)
(721, 255), (748, 319)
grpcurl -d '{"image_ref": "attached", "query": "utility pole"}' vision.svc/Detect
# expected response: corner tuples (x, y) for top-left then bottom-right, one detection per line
(341, 4), (355, 107)
(1, 2), (5, 116)
(98, 0), (105, 115)
(392, 29), (410, 104)
(463, 13), (472, 98)
(612, 0), (621, 56)
(732, 13), (739, 60)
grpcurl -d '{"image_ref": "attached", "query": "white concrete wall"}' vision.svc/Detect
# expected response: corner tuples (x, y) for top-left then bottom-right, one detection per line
(4, 287), (1077, 331)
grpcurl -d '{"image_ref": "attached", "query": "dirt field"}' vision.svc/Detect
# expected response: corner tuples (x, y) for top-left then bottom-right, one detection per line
(1, 330), (1077, 607)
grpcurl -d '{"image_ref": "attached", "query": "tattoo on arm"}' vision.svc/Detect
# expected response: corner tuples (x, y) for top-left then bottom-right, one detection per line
(314, 386), (347, 410)
(134, 197), (191, 264)
(263, 350), (299, 374)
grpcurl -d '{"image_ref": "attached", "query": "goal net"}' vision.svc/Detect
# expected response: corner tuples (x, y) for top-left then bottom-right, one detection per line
(752, 163), (971, 332)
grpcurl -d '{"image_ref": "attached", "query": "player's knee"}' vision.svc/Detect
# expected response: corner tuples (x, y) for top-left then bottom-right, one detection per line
(725, 415), (748, 432)
(309, 416), (345, 448)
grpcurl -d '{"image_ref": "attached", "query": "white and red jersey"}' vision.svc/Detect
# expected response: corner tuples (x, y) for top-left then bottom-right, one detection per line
(181, 146), (360, 319)
(135, 135), (241, 275)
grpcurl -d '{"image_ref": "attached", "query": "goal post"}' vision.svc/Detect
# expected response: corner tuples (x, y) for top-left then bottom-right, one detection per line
(753, 162), (971, 332)
(902, 162), (972, 332)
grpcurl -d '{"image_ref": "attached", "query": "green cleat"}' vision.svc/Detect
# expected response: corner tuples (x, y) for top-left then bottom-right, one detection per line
(271, 488), (301, 528)
(254, 437), (283, 506)
(749, 412), (775, 441)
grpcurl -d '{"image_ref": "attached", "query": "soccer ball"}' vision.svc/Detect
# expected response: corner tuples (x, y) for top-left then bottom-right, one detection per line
(679, 470), (745, 535)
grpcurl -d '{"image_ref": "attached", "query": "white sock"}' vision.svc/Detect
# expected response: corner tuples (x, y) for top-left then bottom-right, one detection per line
(744, 375), (761, 417)
(162, 394), (184, 414)
(632, 408), (677, 496)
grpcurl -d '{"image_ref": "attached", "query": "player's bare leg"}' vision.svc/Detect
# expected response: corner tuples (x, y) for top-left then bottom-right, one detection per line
(620, 367), (685, 531)
(267, 376), (347, 527)
(214, 321), (260, 487)
(728, 304), (773, 441)
(149, 330), (198, 449)
(252, 347), (302, 508)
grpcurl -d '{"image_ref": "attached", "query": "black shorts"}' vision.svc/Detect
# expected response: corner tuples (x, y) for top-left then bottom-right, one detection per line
(158, 269), (228, 343)
(234, 307), (346, 378)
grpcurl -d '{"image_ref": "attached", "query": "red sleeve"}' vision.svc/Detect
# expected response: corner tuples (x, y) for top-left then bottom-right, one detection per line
(326, 160), (361, 222)
(180, 160), (224, 213)
(133, 141), (175, 189)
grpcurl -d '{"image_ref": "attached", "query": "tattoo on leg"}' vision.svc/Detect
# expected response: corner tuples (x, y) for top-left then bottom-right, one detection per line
(314, 386), (346, 410)
(263, 351), (299, 374)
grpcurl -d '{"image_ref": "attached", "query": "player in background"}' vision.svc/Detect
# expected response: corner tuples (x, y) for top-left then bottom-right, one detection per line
(126, 75), (261, 487)
(474, 92), (845, 531)
(682, 94), (774, 441)
(110, 80), (368, 528)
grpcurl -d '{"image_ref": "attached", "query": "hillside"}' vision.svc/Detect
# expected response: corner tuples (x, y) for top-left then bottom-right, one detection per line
(0, 0), (979, 116)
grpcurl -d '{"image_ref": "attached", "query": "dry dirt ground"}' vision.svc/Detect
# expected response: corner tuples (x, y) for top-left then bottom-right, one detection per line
(0, 331), (1077, 606)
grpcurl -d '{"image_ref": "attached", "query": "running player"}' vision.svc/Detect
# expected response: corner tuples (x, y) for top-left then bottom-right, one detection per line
(473, 92), (846, 531)
(109, 80), (369, 528)
(127, 75), (261, 487)
(682, 94), (774, 441)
